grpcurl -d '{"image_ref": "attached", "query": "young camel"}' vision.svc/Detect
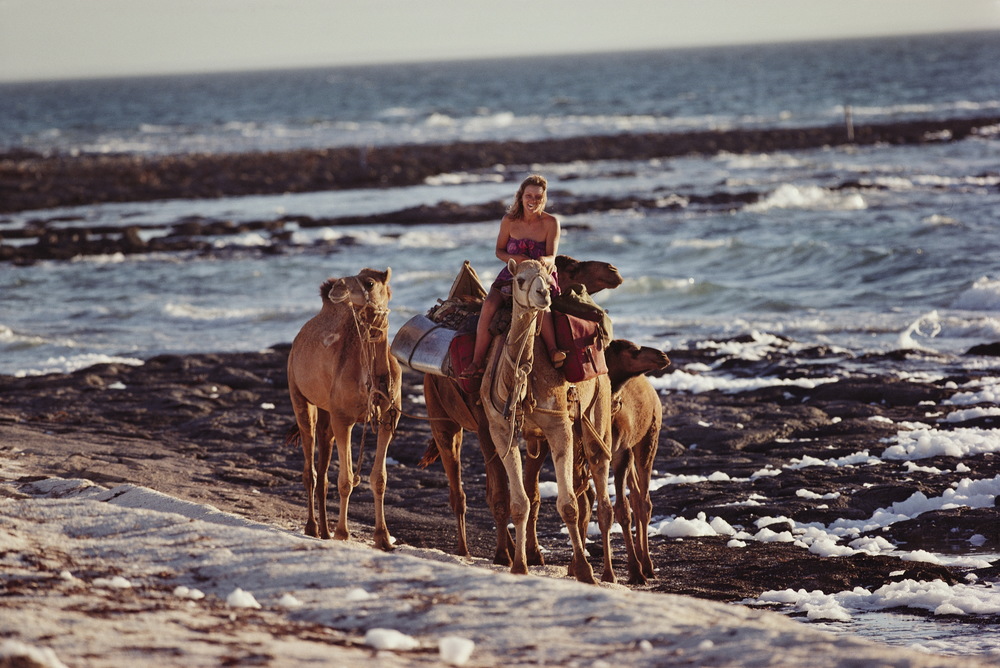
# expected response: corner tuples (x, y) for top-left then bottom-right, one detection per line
(604, 339), (671, 584)
(286, 268), (402, 550)
(480, 259), (615, 584)
(420, 255), (623, 565)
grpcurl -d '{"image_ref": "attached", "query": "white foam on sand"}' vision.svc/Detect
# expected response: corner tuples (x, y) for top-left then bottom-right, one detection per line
(13, 353), (145, 378)
(0, 477), (963, 668)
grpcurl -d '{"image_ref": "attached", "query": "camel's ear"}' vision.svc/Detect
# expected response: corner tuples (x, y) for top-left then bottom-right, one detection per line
(327, 278), (350, 303)
(508, 258), (518, 274)
(359, 267), (390, 285)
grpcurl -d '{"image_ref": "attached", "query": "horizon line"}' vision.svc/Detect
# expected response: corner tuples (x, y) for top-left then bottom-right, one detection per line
(2, 27), (996, 86)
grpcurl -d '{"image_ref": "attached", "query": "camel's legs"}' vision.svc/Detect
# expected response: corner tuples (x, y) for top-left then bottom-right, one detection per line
(613, 450), (646, 584)
(632, 439), (658, 580)
(314, 411), (335, 540)
(289, 387), (321, 538)
(583, 417), (617, 584)
(371, 412), (398, 551)
(590, 463), (616, 584)
(330, 419), (355, 542)
(523, 438), (548, 566)
(488, 420), (530, 575)
(426, 381), (470, 557)
(547, 421), (596, 585)
(478, 422), (515, 566)
(436, 425), (469, 556)
(572, 452), (594, 546)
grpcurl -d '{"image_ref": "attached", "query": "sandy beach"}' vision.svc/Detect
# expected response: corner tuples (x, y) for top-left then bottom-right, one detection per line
(2, 332), (999, 665)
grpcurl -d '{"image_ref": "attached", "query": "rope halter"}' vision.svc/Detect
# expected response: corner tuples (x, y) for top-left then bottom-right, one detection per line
(328, 275), (391, 341)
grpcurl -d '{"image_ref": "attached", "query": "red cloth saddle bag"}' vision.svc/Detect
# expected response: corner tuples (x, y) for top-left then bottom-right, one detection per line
(553, 311), (608, 383)
(448, 332), (479, 393)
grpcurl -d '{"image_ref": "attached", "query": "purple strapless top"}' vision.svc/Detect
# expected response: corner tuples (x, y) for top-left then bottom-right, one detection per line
(492, 237), (560, 295)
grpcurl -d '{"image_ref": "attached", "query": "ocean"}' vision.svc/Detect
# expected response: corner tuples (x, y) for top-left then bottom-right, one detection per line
(2, 31), (999, 379)
(2, 31), (1000, 655)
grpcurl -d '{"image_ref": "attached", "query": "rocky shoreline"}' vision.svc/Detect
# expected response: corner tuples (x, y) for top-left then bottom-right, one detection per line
(4, 114), (1000, 265)
(2, 336), (998, 614)
(3, 115), (998, 216)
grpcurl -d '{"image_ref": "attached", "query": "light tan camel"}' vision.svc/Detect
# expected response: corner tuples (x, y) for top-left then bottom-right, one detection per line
(420, 256), (623, 565)
(604, 339), (671, 584)
(480, 258), (615, 584)
(286, 268), (401, 550)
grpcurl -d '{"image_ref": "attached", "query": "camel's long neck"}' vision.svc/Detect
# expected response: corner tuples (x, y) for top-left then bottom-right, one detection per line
(499, 301), (539, 390)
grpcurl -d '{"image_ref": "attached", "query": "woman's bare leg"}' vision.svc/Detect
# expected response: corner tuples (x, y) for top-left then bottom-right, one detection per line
(470, 290), (502, 371)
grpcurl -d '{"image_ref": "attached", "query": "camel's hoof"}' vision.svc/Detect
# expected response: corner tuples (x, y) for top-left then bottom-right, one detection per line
(527, 551), (545, 567)
(333, 529), (349, 541)
(375, 532), (394, 552)
(628, 573), (648, 586)
(602, 570), (618, 584)
(571, 560), (597, 585)
(510, 562), (529, 576)
(304, 522), (319, 539)
(493, 549), (513, 567)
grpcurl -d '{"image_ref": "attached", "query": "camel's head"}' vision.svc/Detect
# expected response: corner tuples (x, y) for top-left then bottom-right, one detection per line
(321, 267), (393, 310)
(508, 258), (552, 312)
(555, 255), (623, 294)
(605, 339), (671, 386)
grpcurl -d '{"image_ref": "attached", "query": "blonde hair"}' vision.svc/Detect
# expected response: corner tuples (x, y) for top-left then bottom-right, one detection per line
(507, 174), (548, 220)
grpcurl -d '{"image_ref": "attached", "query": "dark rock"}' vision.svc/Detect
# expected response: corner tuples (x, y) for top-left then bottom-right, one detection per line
(3, 115), (999, 215)
(967, 342), (1000, 357)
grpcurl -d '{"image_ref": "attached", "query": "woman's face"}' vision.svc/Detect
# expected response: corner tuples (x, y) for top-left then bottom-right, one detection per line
(522, 185), (546, 215)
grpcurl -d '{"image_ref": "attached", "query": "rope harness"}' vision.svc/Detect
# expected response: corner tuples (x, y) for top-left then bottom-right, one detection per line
(331, 276), (399, 486)
(484, 265), (612, 462)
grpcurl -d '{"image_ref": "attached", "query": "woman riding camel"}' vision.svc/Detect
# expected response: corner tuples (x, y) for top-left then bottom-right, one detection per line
(462, 174), (566, 379)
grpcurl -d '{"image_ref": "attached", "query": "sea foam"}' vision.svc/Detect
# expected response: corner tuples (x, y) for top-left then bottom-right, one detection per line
(952, 276), (1000, 311)
(15, 354), (145, 378)
(164, 303), (264, 321)
(745, 184), (866, 212)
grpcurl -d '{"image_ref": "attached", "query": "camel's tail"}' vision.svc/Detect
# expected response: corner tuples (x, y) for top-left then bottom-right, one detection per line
(284, 425), (301, 448)
(417, 438), (440, 469)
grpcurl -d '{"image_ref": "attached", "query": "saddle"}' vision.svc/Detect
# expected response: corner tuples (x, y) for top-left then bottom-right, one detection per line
(424, 263), (613, 388)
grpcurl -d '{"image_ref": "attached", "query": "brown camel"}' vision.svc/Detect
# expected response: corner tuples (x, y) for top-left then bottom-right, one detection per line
(603, 339), (671, 584)
(479, 259), (615, 584)
(420, 256), (623, 565)
(286, 268), (402, 550)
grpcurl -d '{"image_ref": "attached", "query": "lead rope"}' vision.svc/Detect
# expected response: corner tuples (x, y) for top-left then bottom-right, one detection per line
(344, 278), (394, 487)
(493, 274), (546, 460)
(496, 312), (535, 460)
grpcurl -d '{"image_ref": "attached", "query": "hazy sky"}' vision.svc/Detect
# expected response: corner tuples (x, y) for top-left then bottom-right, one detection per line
(3, 0), (1000, 82)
